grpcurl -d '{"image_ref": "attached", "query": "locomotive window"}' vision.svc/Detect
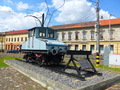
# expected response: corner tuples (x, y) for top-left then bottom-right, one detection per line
(32, 29), (35, 36)
(48, 30), (54, 38)
(39, 29), (46, 37)
(29, 30), (35, 37)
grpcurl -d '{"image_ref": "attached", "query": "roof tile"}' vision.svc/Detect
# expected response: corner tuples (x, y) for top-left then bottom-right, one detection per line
(50, 18), (120, 30)
(6, 29), (29, 35)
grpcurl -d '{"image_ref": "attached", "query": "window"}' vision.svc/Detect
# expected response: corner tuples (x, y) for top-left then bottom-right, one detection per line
(90, 45), (94, 53)
(91, 31), (94, 40)
(25, 37), (27, 41)
(39, 29), (46, 37)
(100, 31), (104, 40)
(14, 38), (16, 42)
(32, 29), (35, 36)
(29, 29), (35, 37)
(62, 32), (65, 40)
(9, 38), (10, 42)
(21, 37), (23, 41)
(75, 32), (79, 40)
(75, 45), (78, 50)
(82, 45), (86, 51)
(82, 31), (86, 40)
(11, 38), (13, 42)
(17, 37), (19, 42)
(100, 45), (104, 54)
(48, 30), (54, 38)
(68, 32), (72, 40)
(110, 45), (114, 53)
(6, 38), (8, 42)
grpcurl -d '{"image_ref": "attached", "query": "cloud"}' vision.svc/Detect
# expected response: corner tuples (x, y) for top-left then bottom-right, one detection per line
(0, 6), (41, 31)
(16, 2), (30, 11)
(4, 0), (14, 4)
(100, 9), (116, 20)
(51, 0), (115, 24)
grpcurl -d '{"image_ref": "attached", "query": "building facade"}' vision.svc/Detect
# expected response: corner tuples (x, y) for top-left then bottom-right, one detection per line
(4, 29), (28, 50)
(0, 32), (5, 51)
(51, 18), (120, 54)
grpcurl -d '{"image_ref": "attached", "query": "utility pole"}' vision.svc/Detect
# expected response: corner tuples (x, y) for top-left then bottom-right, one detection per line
(96, 0), (100, 66)
(96, 0), (100, 53)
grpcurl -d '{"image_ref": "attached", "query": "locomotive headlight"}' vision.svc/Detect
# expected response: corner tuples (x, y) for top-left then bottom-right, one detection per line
(51, 49), (58, 55)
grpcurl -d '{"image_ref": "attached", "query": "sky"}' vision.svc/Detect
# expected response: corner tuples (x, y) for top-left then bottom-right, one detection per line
(0, 0), (119, 32)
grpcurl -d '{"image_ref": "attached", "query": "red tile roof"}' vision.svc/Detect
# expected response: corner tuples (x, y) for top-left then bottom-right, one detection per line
(100, 18), (120, 25)
(5, 18), (120, 34)
(6, 29), (29, 35)
(50, 18), (120, 30)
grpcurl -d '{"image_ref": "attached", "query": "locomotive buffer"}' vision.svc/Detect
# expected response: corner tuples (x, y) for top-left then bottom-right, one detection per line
(62, 50), (102, 79)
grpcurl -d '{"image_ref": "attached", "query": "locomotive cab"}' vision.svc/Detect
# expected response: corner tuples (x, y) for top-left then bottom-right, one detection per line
(29, 27), (57, 40)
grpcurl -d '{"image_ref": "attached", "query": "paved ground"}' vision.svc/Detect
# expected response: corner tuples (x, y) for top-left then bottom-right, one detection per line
(0, 67), (47, 90)
(106, 84), (120, 90)
(0, 53), (47, 90)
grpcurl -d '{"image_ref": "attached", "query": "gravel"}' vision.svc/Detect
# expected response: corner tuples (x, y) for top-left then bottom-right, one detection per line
(8, 59), (119, 89)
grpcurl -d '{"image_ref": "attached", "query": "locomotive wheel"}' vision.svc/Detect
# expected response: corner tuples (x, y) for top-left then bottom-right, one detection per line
(26, 57), (30, 63)
(38, 59), (43, 66)
(37, 56), (45, 66)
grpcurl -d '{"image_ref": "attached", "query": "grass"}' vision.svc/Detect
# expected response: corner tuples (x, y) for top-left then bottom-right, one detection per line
(0, 56), (22, 67)
(95, 65), (120, 72)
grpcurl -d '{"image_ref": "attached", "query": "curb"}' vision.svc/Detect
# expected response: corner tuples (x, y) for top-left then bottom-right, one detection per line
(79, 75), (120, 90)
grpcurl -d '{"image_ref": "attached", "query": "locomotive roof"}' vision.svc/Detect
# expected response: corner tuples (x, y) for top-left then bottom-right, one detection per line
(28, 27), (55, 31)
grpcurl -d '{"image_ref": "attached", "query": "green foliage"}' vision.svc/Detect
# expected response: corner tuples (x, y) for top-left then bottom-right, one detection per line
(0, 56), (21, 67)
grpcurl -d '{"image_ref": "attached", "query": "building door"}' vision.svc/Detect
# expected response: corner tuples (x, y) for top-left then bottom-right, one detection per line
(11, 45), (13, 50)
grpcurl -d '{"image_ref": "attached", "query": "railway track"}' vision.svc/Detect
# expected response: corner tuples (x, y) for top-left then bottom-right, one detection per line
(16, 58), (100, 81)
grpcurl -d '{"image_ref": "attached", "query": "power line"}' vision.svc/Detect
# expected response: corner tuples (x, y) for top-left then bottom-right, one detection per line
(47, 0), (66, 27)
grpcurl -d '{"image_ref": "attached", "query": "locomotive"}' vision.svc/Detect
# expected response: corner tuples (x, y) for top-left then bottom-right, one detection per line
(21, 27), (68, 66)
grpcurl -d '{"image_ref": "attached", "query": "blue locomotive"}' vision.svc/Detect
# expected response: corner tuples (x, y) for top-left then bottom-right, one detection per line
(21, 27), (68, 66)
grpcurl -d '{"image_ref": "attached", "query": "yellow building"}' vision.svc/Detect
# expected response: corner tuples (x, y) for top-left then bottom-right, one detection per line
(51, 18), (120, 54)
(0, 32), (5, 51)
(5, 29), (28, 50)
